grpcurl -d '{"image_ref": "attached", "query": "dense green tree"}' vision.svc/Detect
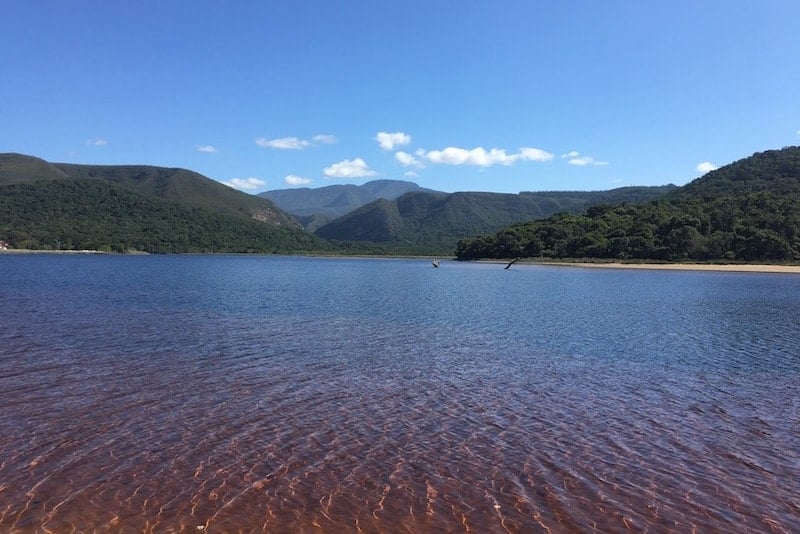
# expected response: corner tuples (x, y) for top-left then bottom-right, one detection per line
(456, 147), (800, 263)
(0, 179), (328, 254)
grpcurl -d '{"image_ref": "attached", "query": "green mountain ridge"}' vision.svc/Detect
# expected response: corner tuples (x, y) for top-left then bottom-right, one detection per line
(0, 153), (70, 182)
(315, 186), (677, 255)
(4, 147), (797, 261)
(1, 153), (296, 227)
(0, 179), (326, 253)
(455, 146), (800, 262)
(0, 153), (322, 253)
(260, 179), (441, 231)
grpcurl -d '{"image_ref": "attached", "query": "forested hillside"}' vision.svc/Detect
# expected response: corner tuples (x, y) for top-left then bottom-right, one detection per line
(0, 179), (325, 253)
(1, 153), (296, 227)
(6, 148), (796, 260)
(261, 179), (440, 231)
(0, 153), (324, 253)
(455, 147), (800, 262)
(315, 186), (676, 255)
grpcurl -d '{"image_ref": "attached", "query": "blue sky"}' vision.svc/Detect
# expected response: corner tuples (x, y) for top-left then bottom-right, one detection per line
(2, 1), (799, 194)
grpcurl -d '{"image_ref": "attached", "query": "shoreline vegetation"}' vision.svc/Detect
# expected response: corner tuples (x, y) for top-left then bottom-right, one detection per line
(3, 248), (800, 273)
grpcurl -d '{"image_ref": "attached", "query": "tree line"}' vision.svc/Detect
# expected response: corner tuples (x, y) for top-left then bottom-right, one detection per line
(456, 146), (800, 262)
(0, 179), (326, 253)
(456, 193), (799, 262)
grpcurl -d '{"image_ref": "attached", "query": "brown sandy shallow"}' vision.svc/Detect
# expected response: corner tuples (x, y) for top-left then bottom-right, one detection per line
(523, 260), (800, 274)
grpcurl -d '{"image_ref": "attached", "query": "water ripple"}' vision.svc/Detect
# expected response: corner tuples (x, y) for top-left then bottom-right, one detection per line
(1, 256), (799, 532)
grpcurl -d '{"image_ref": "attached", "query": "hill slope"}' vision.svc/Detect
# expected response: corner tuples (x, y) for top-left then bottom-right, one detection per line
(673, 146), (800, 199)
(315, 186), (676, 255)
(455, 146), (800, 262)
(260, 179), (440, 230)
(0, 153), (70, 183)
(0, 153), (324, 253)
(0, 179), (325, 253)
(0, 153), (296, 227)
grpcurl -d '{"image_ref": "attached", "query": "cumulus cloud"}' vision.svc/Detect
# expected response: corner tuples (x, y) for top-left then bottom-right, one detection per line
(376, 131), (411, 151)
(256, 134), (337, 149)
(223, 177), (266, 191)
(417, 146), (553, 167)
(561, 150), (609, 166)
(284, 174), (312, 186)
(519, 147), (555, 162)
(395, 151), (422, 167)
(568, 156), (609, 166)
(696, 161), (718, 173)
(86, 138), (108, 147)
(312, 134), (337, 144)
(255, 137), (311, 149)
(197, 145), (217, 153)
(323, 158), (377, 179)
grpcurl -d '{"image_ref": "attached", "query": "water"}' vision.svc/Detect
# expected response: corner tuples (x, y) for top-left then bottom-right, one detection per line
(1, 255), (798, 533)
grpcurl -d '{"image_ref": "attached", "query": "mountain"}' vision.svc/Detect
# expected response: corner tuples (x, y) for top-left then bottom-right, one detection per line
(454, 146), (800, 262)
(0, 153), (325, 253)
(673, 146), (800, 199)
(260, 179), (440, 230)
(314, 186), (676, 255)
(0, 153), (70, 183)
(0, 153), (296, 227)
(13, 147), (795, 261)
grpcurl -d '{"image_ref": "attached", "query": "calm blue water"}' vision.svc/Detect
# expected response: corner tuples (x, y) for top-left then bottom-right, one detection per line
(1, 254), (799, 533)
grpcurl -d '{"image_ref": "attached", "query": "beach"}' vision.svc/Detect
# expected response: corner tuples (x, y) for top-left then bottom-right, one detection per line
(541, 261), (800, 274)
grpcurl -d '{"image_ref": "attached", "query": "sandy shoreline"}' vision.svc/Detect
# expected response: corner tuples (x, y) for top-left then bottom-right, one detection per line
(2, 249), (799, 273)
(521, 261), (800, 274)
(0, 249), (108, 254)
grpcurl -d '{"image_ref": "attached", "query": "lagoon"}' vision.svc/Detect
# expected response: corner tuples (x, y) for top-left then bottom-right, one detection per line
(1, 255), (798, 532)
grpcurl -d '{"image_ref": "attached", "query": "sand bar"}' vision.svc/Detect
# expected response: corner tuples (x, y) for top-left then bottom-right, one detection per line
(538, 261), (800, 274)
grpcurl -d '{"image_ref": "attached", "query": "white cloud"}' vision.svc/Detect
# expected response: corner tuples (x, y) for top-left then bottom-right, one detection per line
(395, 151), (422, 167)
(519, 147), (555, 162)
(375, 131), (411, 151)
(562, 150), (608, 166)
(568, 156), (609, 166)
(256, 134), (337, 149)
(197, 145), (217, 153)
(312, 134), (337, 144)
(255, 136), (311, 150)
(86, 138), (108, 147)
(696, 161), (718, 173)
(404, 171), (419, 178)
(567, 157), (589, 166)
(418, 146), (553, 167)
(223, 177), (267, 191)
(323, 158), (377, 179)
(284, 174), (312, 186)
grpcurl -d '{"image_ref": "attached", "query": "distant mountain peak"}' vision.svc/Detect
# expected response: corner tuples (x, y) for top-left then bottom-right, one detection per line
(260, 179), (442, 222)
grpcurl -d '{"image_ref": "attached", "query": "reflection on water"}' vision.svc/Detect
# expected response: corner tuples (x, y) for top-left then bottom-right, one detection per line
(1, 255), (799, 533)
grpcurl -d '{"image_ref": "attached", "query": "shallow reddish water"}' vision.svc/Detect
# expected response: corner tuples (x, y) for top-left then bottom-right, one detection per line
(1, 256), (799, 532)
